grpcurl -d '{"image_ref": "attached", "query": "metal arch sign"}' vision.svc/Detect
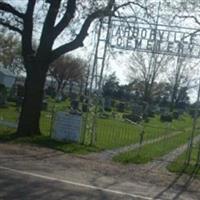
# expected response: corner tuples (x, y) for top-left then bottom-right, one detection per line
(107, 19), (200, 58)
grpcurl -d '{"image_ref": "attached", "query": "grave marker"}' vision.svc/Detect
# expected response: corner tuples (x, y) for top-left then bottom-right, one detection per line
(52, 112), (82, 142)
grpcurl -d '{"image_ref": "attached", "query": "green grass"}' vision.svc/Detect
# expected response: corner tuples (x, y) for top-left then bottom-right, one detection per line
(47, 97), (71, 112)
(167, 144), (200, 177)
(95, 118), (140, 149)
(113, 129), (200, 164)
(0, 98), (100, 155)
(0, 129), (100, 155)
(0, 99), (71, 137)
(94, 115), (192, 150)
(40, 111), (53, 136)
(0, 100), (195, 156)
(0, 102), (19, 122)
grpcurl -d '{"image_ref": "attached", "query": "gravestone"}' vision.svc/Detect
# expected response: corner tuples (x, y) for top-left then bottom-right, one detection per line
(0, 84), (6, 105)
(132, 104), (143, 116)
(104, 97), (112, 111)
(52, 112), (82, 142)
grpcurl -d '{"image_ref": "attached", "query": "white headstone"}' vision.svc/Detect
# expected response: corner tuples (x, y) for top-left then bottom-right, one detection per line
(52, 112), (82, 142)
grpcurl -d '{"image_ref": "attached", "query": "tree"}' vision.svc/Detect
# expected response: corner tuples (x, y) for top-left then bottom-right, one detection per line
(0, 28), (23, 74)
(167, 57), (196, 111)
(102, 73), (119, 98)
(0, 0), (146, 136)
(128, 52), (170, 104)
(115, 84), (133, 101)
(50, 55), (87, 96)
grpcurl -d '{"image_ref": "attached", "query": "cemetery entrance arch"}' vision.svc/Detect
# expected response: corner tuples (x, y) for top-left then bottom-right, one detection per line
(83, 6), (200, 166)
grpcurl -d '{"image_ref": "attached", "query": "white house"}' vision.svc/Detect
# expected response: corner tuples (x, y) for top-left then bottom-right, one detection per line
(0, 67), (16, 88)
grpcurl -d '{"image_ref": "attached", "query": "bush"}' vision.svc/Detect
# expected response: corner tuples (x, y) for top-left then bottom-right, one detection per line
(160, 113), (173, 122)
(105, 107), (112, 112)
(147, 109), (155, 118)
(42, 100), (48, 111)
(16, 97), (24, 107)
(173, 111), (180, 119)
(0, 84), (7, 106)
(71, 100), (79, 110)
(82, 104), (88, 112)
(117, 102), (125, 112)
(123, 113), (142, 123)
(188, 108), (200, 118)
(45, 86), (56, 98)
(111, 99), (116, 107)
(99, 112), (109, 119)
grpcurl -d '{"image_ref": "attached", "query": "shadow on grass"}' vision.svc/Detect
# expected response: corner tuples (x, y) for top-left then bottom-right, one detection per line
(0, 130), (19, 142)
(154, 164), (200, 199)
(0, 131), (101, 155)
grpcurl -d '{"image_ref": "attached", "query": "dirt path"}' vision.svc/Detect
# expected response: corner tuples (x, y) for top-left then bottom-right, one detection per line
(0, 143), (199, 199)
(146, 134), (200, 171)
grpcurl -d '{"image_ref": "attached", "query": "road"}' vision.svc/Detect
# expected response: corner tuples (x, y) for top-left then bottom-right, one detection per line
(0, 167), (146, 200)
(0, 143), (199, 200)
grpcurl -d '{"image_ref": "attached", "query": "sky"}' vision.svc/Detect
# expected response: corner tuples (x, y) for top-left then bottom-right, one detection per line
(70, 0), (200, 86)
(2, 0), (200, 102)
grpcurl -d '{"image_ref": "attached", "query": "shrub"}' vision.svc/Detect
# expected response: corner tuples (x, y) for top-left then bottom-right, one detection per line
(123, 113), (142, 123)
(82, 104), (88, 112)
(173, 111), (179, 119)
(71, 100), (79, 110)
(42, 100), (48, 111)
(188, 108), (200, 118)
(147, 109), (155, 118)
(105, 107), (112, 112)
(117, 102), (125, 112)
(160, 113), (173, 122)
(99, 112), (109, 119)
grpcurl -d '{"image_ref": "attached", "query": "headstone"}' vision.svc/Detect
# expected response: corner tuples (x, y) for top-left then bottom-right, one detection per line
(0, 68), (16, 88)
(132, 104), (143, 116)
(0, 84), (7, 106)
(52, 112), (82, 142)
(104, 97), (112, 111)
(17, 85), (25, 97)
(71, 100), (79, 110)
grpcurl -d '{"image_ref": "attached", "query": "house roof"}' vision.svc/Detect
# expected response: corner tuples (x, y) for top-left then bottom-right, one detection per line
(0, 67), (15, 77)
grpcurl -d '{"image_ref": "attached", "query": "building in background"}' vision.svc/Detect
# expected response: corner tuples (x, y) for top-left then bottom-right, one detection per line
(0, 67), (16, 88)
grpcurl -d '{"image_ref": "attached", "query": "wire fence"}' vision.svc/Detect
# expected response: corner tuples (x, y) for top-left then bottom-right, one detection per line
(0, 102), (200, 169)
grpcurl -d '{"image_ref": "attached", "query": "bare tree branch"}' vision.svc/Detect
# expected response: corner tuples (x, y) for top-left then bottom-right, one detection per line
(0, 2), (24, 19)
(0, 19), (22, 34)
(175, 14), (200, 25)
(53, 0), (76, 39)
(51, 1), (147, 62)
(50, 8), (112, 61)
(22, 0), (36, 58)
(38, 0), (62, 51)
(114, 1), (147, 13)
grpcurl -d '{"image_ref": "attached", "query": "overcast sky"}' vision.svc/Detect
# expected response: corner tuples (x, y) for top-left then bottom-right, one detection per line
(3, 0), (200, 101)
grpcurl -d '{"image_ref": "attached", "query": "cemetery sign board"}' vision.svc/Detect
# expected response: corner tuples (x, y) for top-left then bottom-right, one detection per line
(52, 112), (82, 142)
(109, 19), (200, 58)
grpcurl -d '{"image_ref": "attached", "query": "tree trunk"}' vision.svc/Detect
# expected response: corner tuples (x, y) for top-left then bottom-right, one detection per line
(170, 87), (177, 112)
(17, 63), (47, 136)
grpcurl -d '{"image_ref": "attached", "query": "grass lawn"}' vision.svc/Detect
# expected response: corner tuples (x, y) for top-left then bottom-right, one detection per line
(0, 99), (100, 155)
(0, 99), (71, 136)
(0, 128), (100, 155)
(95, 118), (140, 149)
(47, 97), (71, 112)
(0, 101), (195, 155)
(0, 102), (19, 122)
(113, 128), (200, 164)
(167, 144), (200, 177)
(95, 115), (193, 149)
